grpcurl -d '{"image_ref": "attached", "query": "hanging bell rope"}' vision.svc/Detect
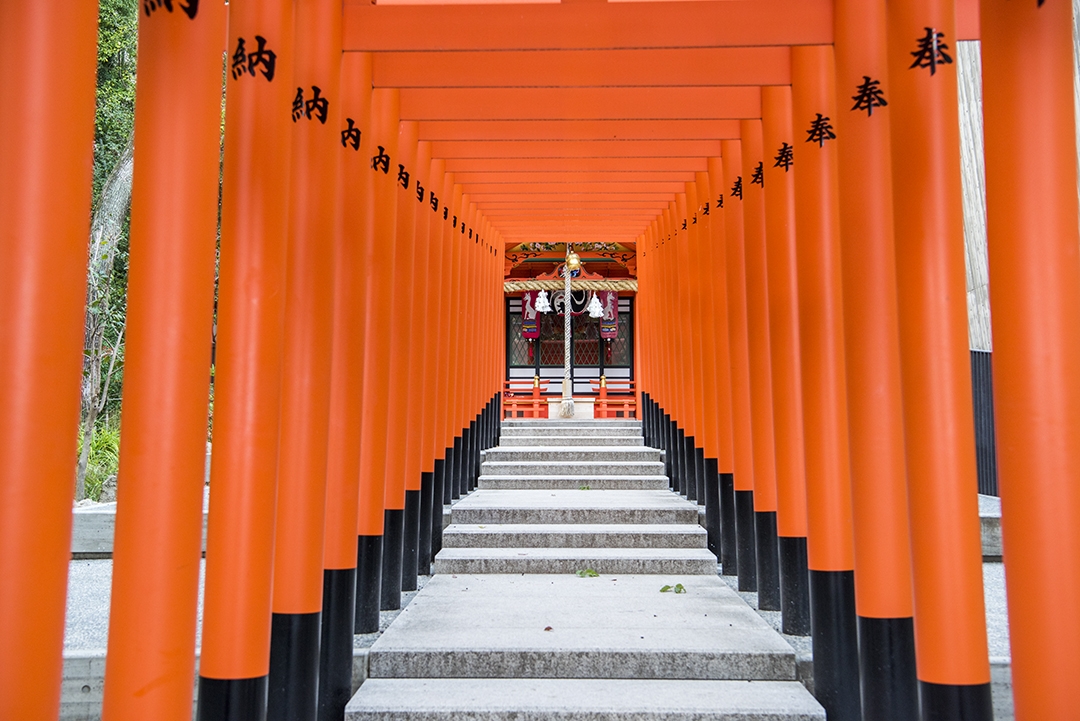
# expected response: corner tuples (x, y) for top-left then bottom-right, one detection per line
(504, 279), (637, 293)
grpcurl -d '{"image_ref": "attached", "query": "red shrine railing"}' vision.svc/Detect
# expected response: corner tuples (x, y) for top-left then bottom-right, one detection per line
(502, 379), (550, 418)
(589, 379), (637, 419)
(501, 378), (637, 419)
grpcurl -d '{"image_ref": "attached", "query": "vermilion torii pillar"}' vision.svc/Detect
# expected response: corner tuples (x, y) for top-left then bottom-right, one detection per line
(790, 44), (861, 721)
(721, 139), (760, 593)
(981, 1), (1080, 717)
(319, 50), (374, 721)
(354, 87), (401, 633)
(197, 1), (295, 717)
(268, 0), (342, 717)
(0, 5), (97, 719)
(887, 0), (993, 716)
(761, 88), (812, 636)
(706, 157), (739, 576)
(834, 0), (919, 717)
(740, 119), (781, 609)
(101, 3), (225, 719)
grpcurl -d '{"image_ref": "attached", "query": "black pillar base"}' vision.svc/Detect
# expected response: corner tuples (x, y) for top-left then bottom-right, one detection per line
(441, 449), (454, 505)
(402, 489), (421, 592)
(354, 535), (382, 634)
(683, 433), (696, 502)
(858, 615), (918, 721)
(418, 471), (434, 576)
(318, 568), (356, 721)
(450, 437), (463, 500)
(380, 508), (404, 610)
(919, 681), (994, 721)
(268, 611), (321, 721)
(735, 490), (757, 591)
(702, 457), (721, 561)
(469, 418), (480, 491)
(809, 569), (861, 720)
(197, 675), (268, 721)
(719, 472), (737, 573)
(432, 459), (446, 559)
(755, 511), (781, 610)
(694, 445), (706, 507)
(779, 535), (811, 636)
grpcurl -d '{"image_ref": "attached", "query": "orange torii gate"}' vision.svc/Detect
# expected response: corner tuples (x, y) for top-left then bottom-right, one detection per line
(0, 2), (1076, 721)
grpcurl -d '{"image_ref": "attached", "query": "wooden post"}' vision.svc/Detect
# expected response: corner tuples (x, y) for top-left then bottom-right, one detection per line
(981, 1), (1080, 717)
(791, 43), (861, 720)
(887, 0), (992, 714)
(741, 118), (782, 611)
(197, 1), (295, 716)
(102, 3), (225, 719)
(0, 5), (98, 719)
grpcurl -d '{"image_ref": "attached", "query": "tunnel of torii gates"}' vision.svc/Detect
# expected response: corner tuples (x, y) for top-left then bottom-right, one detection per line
(0, 0), (1077, 720)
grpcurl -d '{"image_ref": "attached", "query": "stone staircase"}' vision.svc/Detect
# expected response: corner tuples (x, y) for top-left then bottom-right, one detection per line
(346, 418), (825, 720)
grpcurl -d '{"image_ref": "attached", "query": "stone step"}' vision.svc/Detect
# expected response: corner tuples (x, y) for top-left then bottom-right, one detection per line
(433, 547), (718, 575)
(481, 461), (667, 476)
(501, 426), (643, 437)
(478, 475), (669, 490)
(485, 447), (661, 463)
(501, 419), (642, 428)
(346, 678), (826, 720)
(451, 490), (700, 525)
(365, 574), (798, 681)
(442, 523), (708, 549)
(499, 435), (645, 446)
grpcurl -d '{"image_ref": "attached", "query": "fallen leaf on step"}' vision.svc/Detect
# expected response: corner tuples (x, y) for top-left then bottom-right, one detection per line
(544, 626), (553, 632)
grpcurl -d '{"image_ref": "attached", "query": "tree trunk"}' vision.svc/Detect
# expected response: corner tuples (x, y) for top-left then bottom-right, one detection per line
(75, 135), (134, 502)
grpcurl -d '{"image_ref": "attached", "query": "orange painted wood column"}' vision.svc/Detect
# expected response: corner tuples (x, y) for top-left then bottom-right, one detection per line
(101, 3), (224, 720)
(319, 50), (373, 721)
(432, 173), (458, 523)
(380, 119), (419, 612)
(707, 157), (739, 575)
(269, 0), (342, 716)
(400, 139), (432, 593)
(692, 172), (723, 559)
(834, 0), (918, 716)
(981, 2), (1080, 717)
(419, 156), (447, 575)
(446, 185), (467, 496)
(196, 1), (295, 716)
(761, 85), (811, 636)
(721, 140), (758, 591)
(791, 44), (860, 720)
(887, 0), (992, 714)
(740, 118), (781, 609)
(0, 5), (98, 719)
(354, 88), (400, 633)
(676, 189), (703, 505)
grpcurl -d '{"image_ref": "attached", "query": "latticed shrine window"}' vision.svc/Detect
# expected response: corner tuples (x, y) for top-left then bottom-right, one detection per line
(574, 314), (600, 366)
(606, 324), (631, 367)
(507, 313), (532, 367)
(538, 312), (565, 366)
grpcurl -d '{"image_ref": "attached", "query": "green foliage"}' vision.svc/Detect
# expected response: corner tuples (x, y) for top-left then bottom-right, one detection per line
(575, 569), (599, 578)
(93, 0), (139, 207)
(660, 583), (686, 594)
(78, 421), (122, 502)
(578, 485), (591, 490)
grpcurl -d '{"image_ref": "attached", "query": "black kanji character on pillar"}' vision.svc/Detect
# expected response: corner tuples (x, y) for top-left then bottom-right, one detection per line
(144, 0), (198, 19)
(460, 222), (466, 235)
(291, 88), (306, 122)
(231, 38), (248, 80)
(851, 76), (888, 116)
(692, 214), (697, 225)
(416, 183), (425, 203)
(430, 194), (440, 212)
(341, 118), (361, 150)
(397, 165), (410, 190)
(909, 27), (953, 76)
(805, 114), (836, 147)
(372, 146), (390, 174)
(774, 142), (794, 171)
(247, 36), (277, 81)
(469, 228), (473, 239)
(681, 219), (687, 230)
(443, 207), (449, 220)
(703, 202), (711, 216)
(305, 86), (329, 124)
(750, 162), (764, 187)
(731, 177), (743, 199)
(453, 215), (458, 228)
(716, 194), (724, 209)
